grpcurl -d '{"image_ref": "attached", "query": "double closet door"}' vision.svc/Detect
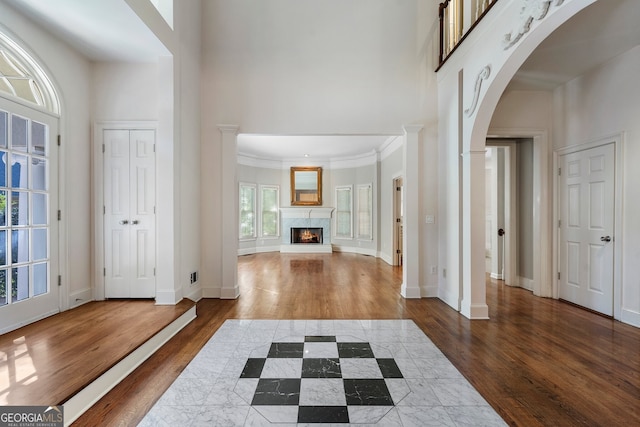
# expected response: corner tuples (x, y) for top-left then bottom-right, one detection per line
(103, 129), (156, 298)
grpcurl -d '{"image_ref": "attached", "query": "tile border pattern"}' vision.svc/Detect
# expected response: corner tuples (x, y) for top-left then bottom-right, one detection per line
(141, 320), (507, 426)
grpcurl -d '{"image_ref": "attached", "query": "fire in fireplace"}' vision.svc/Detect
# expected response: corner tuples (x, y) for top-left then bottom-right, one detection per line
(291, 227), (323, 244)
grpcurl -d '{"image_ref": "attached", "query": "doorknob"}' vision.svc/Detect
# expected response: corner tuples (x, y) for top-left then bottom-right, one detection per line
(131, 220), (139, 225)
(600, 236), (612, 242)
(119, 220), (129, 225)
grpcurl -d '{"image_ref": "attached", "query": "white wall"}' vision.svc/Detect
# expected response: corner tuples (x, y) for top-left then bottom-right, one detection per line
(93, 63), (159, 120)
(0, 2), (93, 310)
(174, 0), (202, 302)
(553, 46), (640, 326)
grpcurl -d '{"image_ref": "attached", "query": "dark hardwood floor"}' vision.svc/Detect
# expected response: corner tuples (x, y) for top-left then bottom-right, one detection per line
(71, 252), (639, 426)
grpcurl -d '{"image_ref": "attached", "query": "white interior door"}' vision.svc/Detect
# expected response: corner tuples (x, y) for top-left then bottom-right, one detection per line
(104, 129), (156, 298)
(559, 143), (615, 315)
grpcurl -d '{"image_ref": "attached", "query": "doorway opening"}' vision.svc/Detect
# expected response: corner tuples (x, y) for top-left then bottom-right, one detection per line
(392, 176), (403, 266)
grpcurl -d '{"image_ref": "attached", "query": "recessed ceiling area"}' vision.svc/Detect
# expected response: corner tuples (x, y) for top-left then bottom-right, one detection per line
(7, 0), (169, 62)
(237, 134), (400, 162)
(508, 0), (640, 91)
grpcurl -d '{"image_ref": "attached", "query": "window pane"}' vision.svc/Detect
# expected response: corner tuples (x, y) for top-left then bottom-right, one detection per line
(31, 157), (46, 190)
(31, 121), (47, 155)
(32, 193), (47, 225)
(0, 230), (5, 266)
(261, 187), (278, 237)
(0, 269), (6, 306)
(32, 228), (47, 261)
(12, 229), (29, 264)
(239, 185), (256, 238)
(0, 111), (6, 148)
(335, 187), (352, 237)
(0, 151), (6, 187)
(33, 263), (47, 296)
(0, 190), (6, 226)
(11, 115), (28, 152)
(11, 153), (28, 188)
(11, 265), (29, 301)
(11, 191), (28, 225)
(358, 186), (372, 239)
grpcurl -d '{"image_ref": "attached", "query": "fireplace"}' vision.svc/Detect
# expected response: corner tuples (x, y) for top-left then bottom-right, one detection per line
(280, 207), (333, 253)
(291, 227), (323, 244)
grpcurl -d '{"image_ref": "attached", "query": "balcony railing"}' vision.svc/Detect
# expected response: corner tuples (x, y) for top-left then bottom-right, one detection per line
(438, 0), (499, 70)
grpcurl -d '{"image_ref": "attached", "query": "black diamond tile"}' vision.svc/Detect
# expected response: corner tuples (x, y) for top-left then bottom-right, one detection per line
(343, 379), (394, 406)
(268, 342), (304, 358)
(305, 335), (337, 342)
(240, 358), (266, 378)
(337, 342), (375, 358)
(377, 358), (404, 378)
(302, 358), (342, 378)
(298, 406), (349, 423)
(251, 378), (301, 405)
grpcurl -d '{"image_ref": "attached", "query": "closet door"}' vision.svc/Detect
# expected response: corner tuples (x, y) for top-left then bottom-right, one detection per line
(104, 129), (156, 298)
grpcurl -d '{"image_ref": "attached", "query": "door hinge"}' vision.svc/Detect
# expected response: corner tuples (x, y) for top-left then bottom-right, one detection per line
(558, 272), (561, 280)
(153, 144), (156, 153)
(57, 135), (61, 146)
(57, 210), (61, 221)
(558, 167), (562, 176)
(103, 268), (106, 276)
(58, 275), (62, 287)
(103, 206), (106, 215)
(102, 144), (105, 153)
(396, 186), (401, 191)
(154, 267), (156, 276)
(396, 218), (401, 223)
(558, 220), (561, 228)
(396, 249), (401, 254)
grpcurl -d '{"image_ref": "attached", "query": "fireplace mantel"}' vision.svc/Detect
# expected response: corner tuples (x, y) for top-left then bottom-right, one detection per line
(280, 207), (334, 219)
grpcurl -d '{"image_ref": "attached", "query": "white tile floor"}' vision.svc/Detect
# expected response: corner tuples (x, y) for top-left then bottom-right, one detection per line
(139, 320), (507, 426)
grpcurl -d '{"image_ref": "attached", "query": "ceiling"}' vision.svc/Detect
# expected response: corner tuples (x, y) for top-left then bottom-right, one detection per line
(6, 0), (169, 62)
(5, 0), (639, 159)
(508, 0), (640, 90)
(236, 134), (399, 162)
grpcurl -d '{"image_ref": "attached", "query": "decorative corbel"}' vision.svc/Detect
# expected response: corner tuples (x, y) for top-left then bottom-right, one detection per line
(465, 65), (491, 117)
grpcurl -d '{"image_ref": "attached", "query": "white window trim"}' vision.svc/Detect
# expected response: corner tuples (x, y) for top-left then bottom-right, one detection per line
(259, 184), (280, 238)
(334, 185), (353, 239)
(239, 182), (257, 240)
(357, 183), (373, 240)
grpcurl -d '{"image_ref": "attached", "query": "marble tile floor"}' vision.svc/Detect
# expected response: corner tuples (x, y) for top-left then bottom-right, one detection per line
(139, 320), (507, 426)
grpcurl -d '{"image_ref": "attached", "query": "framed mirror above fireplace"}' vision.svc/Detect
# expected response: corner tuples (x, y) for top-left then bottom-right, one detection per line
(291, 166), (322, 206)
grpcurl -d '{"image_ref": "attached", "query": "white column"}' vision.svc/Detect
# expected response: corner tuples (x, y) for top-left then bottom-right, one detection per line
(401, 125), (423, 298)
(460, 149), (489, 319)
(219, 125), (240, 299)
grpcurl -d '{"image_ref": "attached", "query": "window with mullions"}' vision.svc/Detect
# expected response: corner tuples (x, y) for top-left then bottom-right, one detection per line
(357, 184), (373, 240)
(261, 185), (279, 237)
(239, 183), (256, 239)
(0, 109), (50, 307)
(335, 186), (352, 238)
